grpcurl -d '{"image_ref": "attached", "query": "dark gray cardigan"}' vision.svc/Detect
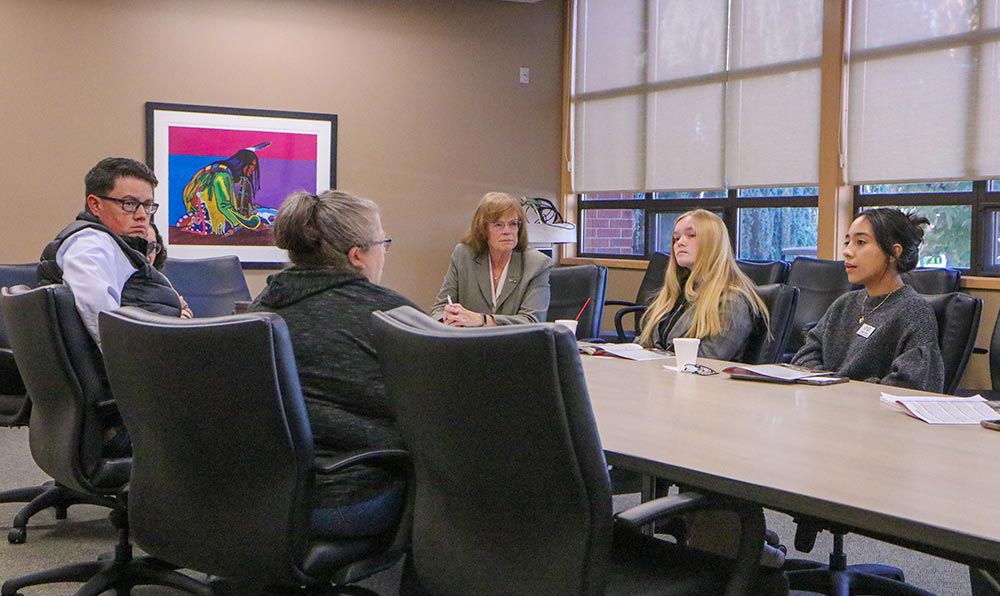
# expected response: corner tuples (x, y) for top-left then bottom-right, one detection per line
(251, 266), (418, 507)
(791, 285), (944, 392)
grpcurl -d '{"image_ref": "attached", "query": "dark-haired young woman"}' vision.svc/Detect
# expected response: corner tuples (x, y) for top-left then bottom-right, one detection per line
(792, 208), (944, 392)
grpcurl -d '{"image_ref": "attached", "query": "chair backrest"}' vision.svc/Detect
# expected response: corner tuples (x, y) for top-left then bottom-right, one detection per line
(736, 260), (790, 286)
(0, 284), (125, 495)
(547, 264), (608, 339)
(923, 292), (982, 394)
(741, 284), (799, 365)
(99, 308), (319, 584)
(161, 256), (251, 317)
(0, 263), (38, 349)
(900, 267), (962, 294)
(636, 252), (671, 305)
(784, 257), (857, 357)
(987, 311), (1000, 393)
(373, 306), (613, 596)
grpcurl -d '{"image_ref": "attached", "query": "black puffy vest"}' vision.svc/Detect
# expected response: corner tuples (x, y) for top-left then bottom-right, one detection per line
(39, 211), (182, 317)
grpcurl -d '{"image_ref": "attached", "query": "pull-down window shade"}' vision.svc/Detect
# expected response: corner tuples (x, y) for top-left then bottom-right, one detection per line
(571, 0), (823, 193)
(847, 0), (1000, 183)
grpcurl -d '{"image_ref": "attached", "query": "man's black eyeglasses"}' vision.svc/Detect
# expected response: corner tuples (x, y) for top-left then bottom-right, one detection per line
(145, 241), (161, 256)
(682, 363), (719, 376)
(96, 195), (159, 215)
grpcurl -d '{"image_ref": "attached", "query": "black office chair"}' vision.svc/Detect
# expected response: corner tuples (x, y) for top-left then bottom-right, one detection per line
(99, 307), (411, 595)
(606, 252), (670, 342)
(783, 257), (858, 361)
(161, 255), (251, 317)
(0, 265), (119, 545)
(0, 284), (208, 596)
(372, 306), (788, 596)
(924, 292), (982, 394)
(547, 264), (608, 340)
(741, 284), (799, 365)
(785, 292), (981, 596)
(736, 260), (790, 286)
(900, 267), (961, 295)
(959, 308), (1000, 400)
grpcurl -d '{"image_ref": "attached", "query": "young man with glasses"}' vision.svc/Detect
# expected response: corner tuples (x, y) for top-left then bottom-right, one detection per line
(38, 157), (185, 348)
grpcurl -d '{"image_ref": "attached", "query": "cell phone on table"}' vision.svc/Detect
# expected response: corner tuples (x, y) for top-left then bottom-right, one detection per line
(981, 419), (1000, 431)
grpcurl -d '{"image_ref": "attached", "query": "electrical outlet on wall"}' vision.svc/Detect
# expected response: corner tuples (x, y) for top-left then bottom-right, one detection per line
(519, 67), (530, 85)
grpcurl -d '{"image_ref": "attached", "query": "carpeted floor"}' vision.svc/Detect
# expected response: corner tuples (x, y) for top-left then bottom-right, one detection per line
(0, 427), (973, 595)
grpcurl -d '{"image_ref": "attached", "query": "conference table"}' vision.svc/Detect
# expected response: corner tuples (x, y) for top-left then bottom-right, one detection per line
(581, 354), (1000, 571)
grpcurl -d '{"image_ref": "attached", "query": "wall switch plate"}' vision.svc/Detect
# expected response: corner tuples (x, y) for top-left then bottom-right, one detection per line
(519, 67), (530, 84)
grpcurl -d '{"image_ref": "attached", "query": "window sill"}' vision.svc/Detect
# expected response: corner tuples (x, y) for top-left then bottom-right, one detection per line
(561, 256), (649, 270)
(961, 277), (1000, 291)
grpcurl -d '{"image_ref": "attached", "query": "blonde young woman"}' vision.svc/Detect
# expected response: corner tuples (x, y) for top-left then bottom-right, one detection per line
(637, 209), (785, 567)
(637, 209), (768, 362)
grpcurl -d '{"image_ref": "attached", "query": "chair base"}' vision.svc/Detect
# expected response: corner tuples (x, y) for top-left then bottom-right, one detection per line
(211, 577), (383, 596)
(786, 565), (936, 596)
(1, 555), (212, 596)
(0, 480), (114, 544)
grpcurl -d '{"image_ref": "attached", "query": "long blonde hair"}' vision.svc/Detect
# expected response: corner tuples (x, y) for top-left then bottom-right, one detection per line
(637, 209), (768, 347)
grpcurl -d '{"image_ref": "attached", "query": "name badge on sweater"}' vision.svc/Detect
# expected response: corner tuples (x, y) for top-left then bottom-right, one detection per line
(856, 323), (875, 338)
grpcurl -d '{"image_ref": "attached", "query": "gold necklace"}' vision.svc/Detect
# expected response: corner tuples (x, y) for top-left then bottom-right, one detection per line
(490, 255), (510, 283)
(858, 286), (902, 324)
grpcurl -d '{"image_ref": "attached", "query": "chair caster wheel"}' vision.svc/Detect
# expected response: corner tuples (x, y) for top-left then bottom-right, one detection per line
(7, 527), (26, 544)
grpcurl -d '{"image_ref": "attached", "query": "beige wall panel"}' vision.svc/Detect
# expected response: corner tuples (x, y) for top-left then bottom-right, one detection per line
(0, 0), (564, 308)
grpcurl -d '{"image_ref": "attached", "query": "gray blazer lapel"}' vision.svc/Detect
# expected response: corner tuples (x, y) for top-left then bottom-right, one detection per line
(495, 252), (523, 310)
(473, 253), (493, 310)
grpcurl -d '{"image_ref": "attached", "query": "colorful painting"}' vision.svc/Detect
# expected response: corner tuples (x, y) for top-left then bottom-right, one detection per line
(146, 103), (337, 265)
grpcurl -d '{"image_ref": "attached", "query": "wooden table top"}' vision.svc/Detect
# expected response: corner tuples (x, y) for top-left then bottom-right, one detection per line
(581, 355), (1000, 567)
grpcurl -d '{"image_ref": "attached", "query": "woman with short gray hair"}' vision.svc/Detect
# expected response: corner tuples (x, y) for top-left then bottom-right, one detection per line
(251, 189), (418, 538)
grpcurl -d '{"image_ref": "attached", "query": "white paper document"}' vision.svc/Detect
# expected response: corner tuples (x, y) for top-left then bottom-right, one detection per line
(577, 342), (669, 361)
(880, 393), (997, 424)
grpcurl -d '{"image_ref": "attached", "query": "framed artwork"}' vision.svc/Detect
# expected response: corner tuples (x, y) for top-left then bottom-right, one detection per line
(145, 102), (337, 266)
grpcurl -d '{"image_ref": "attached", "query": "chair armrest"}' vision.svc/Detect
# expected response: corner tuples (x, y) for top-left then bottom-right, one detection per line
(615, 491), (767, 595)
(315, 448), (411, 476)
(614, 305), (648, 342)
(615, 491), (724, 528)
(605, 299), (638, 308)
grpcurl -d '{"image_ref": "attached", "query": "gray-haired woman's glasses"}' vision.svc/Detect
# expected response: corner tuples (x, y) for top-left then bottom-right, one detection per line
(359, 237), (392, 253)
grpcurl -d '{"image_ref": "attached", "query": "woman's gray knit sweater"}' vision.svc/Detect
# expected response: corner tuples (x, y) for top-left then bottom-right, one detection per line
(791, 285), (944, 392)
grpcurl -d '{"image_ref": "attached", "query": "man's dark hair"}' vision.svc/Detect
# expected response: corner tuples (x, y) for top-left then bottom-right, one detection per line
(84, 157), (158, 207)
(862, 207), (930, 273)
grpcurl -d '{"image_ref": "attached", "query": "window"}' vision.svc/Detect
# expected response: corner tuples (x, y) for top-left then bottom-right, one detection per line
(571, 0), (823, 258)
(855, 181), (1000, 274)
(578, 187), (819, 261)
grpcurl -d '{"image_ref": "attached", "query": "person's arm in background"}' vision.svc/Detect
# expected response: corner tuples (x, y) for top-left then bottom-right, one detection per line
(56, 230), (134, 348)
(877, 315), (945, 392)
(697, 295), (754, 360)
(429, 247), (461, 321)
(790, 312), (829, 371)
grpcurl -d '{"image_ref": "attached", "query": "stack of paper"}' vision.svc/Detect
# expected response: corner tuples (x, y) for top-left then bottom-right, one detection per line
(880, 393), (998, 424)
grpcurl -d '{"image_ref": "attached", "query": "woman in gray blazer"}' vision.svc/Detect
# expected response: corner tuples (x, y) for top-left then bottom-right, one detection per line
(430, 192), (552, 326)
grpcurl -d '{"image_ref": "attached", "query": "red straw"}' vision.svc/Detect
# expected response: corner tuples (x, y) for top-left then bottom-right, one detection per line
(574, 297), (592, 321)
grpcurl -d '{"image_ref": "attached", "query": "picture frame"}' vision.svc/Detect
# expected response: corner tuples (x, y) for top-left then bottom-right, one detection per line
(145, 102), (337, 266)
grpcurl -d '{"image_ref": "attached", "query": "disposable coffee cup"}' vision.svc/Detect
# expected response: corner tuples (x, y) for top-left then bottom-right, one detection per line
(233, 300), (251, 315)
(673, 338), (700, 370)
(554, 319), (579, 337)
